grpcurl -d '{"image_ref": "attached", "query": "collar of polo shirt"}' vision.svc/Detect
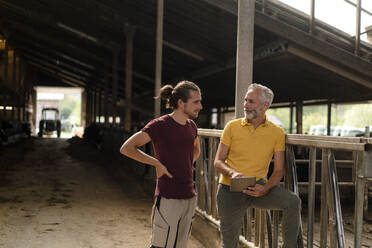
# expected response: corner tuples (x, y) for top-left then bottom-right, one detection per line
(240, 117), (269, 127)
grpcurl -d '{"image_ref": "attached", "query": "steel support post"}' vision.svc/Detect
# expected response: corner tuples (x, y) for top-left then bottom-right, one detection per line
(327, 151), (345, 248)
(296, 101), (303, 134)
(320, 149), (329, 247)
(354, 151), (366, 247)
(327, 103), (332, 136)
(307, 147), (316, 248)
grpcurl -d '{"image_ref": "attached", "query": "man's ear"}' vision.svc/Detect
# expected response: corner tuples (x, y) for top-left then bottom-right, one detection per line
(263, 101), (270, 111)
(177, 98), (184, 109)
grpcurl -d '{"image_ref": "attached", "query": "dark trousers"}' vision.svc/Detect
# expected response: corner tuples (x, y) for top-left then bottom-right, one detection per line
(217, 183), (301, 248)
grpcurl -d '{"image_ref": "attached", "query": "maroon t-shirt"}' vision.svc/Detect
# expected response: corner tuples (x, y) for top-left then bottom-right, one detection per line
(141, 114), (197, 199)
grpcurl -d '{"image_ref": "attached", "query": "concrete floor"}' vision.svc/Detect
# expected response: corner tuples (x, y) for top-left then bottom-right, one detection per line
(0, 137), (204, 248)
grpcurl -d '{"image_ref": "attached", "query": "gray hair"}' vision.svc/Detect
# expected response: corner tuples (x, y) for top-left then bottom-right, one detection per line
(247, 83), (274, 106)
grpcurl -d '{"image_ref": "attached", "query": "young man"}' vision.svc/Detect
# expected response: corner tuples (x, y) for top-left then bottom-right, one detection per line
(214, 83), (301, 248)
(120, 81), (202, 248)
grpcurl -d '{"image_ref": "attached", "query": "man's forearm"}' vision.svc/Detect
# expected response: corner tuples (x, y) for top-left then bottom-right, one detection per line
(123, 147), (161, 168)
(214, 160), (235, 177)
(264, 170), (284, 191)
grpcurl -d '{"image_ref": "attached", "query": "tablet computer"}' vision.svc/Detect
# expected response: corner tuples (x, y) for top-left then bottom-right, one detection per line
(230, 177), (256, 192)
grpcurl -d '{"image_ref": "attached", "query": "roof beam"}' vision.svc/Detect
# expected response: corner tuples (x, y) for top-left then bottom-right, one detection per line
(183, 39), (289, 80)
(18, 46), (92, 78)
(24, 55), (88, 84)
(28, 62), (86, 87)
(201, 0), (372, 80)
(287, 43), (372, 90)
(163, 40), (204, 61)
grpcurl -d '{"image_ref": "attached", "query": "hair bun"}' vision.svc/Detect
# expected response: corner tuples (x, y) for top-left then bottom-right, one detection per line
(159, 84), (173, 100)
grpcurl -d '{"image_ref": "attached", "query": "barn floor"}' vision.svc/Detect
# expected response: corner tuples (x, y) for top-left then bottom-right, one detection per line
(0, 137), (371, 247)
(0, 138), (204, 248)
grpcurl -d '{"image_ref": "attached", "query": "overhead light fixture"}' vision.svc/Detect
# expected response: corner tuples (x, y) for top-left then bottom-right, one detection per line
(57, 22), (98, 43)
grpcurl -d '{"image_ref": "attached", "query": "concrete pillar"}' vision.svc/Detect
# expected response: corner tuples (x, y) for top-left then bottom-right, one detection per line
(2, 41), (8, 121)
(355, 0), (361, 55)
(32, 89), (37, 134)
(98, 89), (102, 123)
(309, 0), (315, 34)
(262, 0), (266, 13)
(23, 90), (28, 121)
(124, 24), (135, 132)
(296, 101), (303, 134)
(366, 25), (372, 44)
(86, 88), (91, 126)
(112, 47), (119, 125)
(104, 77), (109, 124)
(235, 0), (255, 119)
(18, 59), (22, 121)
(154, 0), (164, 118)
(4, 40), (8, 82)
(81, 89), (87, 128)
(12, 50), (16, 121)
(93, 87), (97, 123)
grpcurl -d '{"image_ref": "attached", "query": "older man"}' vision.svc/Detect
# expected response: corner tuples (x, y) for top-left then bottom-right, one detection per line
(214, 83), (301, 248)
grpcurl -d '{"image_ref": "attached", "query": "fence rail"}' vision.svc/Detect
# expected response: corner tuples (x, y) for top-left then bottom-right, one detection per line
(196, 128), (372, 247)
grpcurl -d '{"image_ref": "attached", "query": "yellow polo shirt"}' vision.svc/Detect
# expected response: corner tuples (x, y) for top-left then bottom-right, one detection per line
(219, 118), (285, 186)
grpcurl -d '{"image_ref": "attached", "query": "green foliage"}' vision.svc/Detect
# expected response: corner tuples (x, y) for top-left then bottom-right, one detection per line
(60, 94), (81, 126)
(267, 102), (372, 134)
(303, 105), (327, 133)
(267, 108), (290, 132)
(343, 104), (372, 128)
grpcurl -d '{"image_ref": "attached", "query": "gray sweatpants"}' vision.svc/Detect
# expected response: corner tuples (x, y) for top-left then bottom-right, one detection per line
(151, 196), (197, 248)
(217, 183), (301, 248)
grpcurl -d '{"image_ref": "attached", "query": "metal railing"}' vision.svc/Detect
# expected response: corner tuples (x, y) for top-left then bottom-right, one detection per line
(196, 128), (372, 247)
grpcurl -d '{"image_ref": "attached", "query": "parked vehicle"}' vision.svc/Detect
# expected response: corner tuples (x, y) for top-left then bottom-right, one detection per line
(308, 125), (326, 135)
(332, 126), (343, 136)
(38, 108), (61, 138)
(340, 127), (365, 137)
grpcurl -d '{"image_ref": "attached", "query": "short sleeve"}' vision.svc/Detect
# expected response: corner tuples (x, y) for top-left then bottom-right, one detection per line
(274, 128), (285, 152)
(189, 120), (198, 139)
(220, 121), (232, 147)
(141, 119), (160, 142)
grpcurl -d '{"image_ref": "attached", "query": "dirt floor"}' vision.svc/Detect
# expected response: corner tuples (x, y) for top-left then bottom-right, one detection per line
(0, 137), (204, 248)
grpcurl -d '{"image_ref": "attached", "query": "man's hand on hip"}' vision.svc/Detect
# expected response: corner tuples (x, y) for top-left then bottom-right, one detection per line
(155, 163), (173, 178)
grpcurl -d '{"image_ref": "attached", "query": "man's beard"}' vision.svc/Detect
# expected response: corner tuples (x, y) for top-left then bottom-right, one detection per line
(244, 107), (261, 120)
(184, 108), (199, 119)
